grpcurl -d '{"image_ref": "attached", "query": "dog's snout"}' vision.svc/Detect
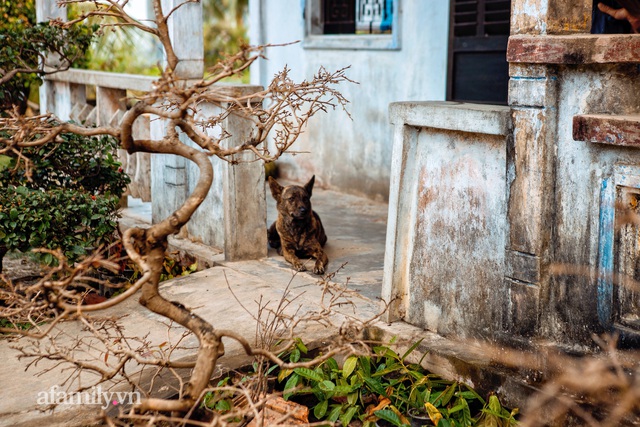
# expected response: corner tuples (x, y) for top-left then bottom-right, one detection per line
(290, 204), (309, 219)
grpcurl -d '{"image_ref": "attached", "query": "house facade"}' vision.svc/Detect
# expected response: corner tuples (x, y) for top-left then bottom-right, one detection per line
(251, 1), (446, 200)
(40, 0), (640, 352)
(251, 0), (640, 351)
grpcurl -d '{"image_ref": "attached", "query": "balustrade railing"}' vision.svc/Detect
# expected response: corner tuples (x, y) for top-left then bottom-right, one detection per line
(42, 68), (268, 260)
(37, 0), (267, 260)
(45, 69), (155, 202)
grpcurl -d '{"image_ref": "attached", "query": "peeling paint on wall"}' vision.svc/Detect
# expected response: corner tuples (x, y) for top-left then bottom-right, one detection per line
(405, 127), (508, 338)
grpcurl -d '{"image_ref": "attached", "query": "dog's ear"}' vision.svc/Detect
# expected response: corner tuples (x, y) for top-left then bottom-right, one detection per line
(304, 175), (315, 197)
(268, 176), (283, 200)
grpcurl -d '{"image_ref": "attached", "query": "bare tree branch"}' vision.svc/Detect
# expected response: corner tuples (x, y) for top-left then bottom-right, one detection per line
(0, 0), (358, 421)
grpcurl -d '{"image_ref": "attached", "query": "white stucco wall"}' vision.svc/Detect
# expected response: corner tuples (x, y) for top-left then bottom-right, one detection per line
(250, 0), (450, 200)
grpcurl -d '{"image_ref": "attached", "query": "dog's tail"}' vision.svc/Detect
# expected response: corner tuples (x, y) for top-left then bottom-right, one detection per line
(267, 222), (281, 249)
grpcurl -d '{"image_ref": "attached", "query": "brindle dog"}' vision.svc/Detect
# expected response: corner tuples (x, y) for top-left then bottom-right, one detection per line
(267, 175), (328, 275)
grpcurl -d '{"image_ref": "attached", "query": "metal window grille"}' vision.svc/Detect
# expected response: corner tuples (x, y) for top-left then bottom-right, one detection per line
(356, 0), (393, 33)
(324, 0), (356, 34)
(323, 0), (393, 34)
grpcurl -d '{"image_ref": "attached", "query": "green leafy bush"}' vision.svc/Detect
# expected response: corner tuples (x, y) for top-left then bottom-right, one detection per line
(199, 339), (518, 427)
(275, 339), (518, 427)
(0, 0), (96, 113)
(0, 186), (120, 265)
(4, 131), (130, 195)
(0, 131), (130, 269)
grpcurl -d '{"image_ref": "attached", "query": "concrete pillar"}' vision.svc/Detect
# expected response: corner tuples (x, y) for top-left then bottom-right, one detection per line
(504, 0), (578, 337)
(511, 0), (592, 35)
(35, 0), (65, 22)
(248, 0), (266, 86)
(504, 64), (558, 336)
(36, 0), (67, 116)
(130, 115), (153, 202)
(161, 0), (204, 78)
(40, 81), (71, 120)
(221, 106), (267, 261)
(152, 0), (203, 230)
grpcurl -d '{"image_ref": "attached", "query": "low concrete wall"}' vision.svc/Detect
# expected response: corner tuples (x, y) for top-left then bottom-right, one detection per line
(382, 102), (511, 340)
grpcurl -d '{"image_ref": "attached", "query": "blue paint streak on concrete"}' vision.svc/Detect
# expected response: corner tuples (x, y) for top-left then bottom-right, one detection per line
(597, 178), (614, 329)
(509, 76), (548, 81)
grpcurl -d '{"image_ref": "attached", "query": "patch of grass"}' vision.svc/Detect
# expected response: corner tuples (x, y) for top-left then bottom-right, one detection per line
(0, 317), (36, 332)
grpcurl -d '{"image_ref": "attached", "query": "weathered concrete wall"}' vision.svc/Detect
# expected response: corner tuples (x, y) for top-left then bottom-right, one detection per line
(548, 64), (640, 345)
(383, 102), (511, 340)
(249, 0), (640, 349)
(381, 55), (640, 350)
(505, 29), (640, 348)
(250, 0), (450, 201)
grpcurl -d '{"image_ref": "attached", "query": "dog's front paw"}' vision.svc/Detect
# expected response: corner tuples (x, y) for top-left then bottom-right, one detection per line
(292, 261), (306, 272)
(313, 261), (325, 275)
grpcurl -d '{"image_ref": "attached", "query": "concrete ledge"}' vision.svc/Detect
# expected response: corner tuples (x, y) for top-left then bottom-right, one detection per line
(167, 235), (225, 270)
(573, 113), (640, 147)
(46, 68), (263, 98)
(46, 68), (156, 91)
(303, 34), (399, 50)
(389, 101), (512, 136)
(508, 34), (640, 64)
(118, 203), (225, 270)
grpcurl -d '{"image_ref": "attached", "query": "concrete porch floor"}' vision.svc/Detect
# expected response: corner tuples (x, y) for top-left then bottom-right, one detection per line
(264, 182), (388, 300)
